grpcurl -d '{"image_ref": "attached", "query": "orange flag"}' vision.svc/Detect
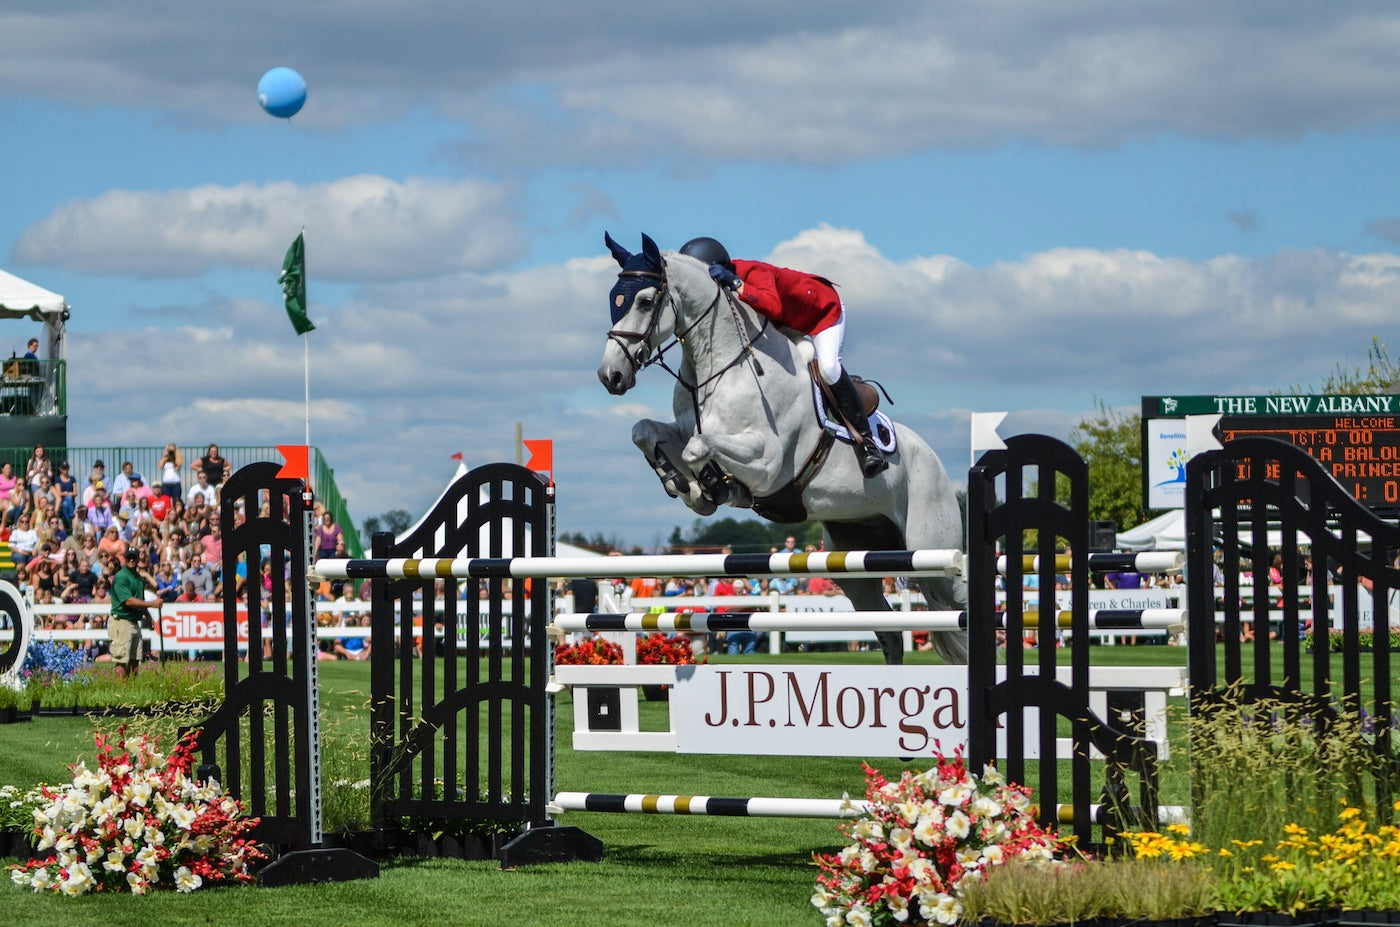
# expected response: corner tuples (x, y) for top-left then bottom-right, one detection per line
(276, 445), (310, 481)
(523, 439), (553, 480)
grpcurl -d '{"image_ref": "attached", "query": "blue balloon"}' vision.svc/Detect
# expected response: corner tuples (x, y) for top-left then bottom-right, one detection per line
(257, 67), (307, 119)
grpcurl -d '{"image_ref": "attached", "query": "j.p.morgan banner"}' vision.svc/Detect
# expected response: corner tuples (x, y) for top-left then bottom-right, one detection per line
(670, 665), (1031, 757)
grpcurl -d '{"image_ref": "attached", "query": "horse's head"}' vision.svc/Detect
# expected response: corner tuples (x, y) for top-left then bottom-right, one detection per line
(597, 232), (675, 395)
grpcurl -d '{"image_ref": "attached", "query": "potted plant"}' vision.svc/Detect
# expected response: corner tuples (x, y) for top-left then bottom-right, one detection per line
(811, 750), (1067, 926)
(9, 727), (265, 894)
(0, 783), (44, 859)
(633, 632), (699, 700)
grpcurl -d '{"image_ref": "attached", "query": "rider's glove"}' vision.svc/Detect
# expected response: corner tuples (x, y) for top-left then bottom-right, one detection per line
(709, 264), (742, 291)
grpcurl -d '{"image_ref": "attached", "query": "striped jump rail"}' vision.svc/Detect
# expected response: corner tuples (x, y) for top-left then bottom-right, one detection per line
(996, 551), (1183, 576)
(550, 792), (1188, 824)
(314, 548), (963, 581)
(553, 608), (1185, 634)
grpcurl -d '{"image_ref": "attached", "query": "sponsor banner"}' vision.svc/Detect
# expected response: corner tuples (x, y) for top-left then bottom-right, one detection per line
(1145, 418), (1188, 509)
(1053, 588), (1179, 611)
(158, 604), (252, 651)
(670, 666), (1038, 758)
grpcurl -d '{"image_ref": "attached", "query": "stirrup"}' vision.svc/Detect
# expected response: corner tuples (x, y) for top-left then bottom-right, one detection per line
(858, 443), (888, 478)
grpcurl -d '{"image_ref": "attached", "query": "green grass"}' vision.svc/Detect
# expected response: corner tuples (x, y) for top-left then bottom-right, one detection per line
(0, 643), (1377, 927)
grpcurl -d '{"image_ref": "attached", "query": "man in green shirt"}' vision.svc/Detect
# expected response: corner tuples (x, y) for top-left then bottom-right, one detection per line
(110, 546), (161, 679)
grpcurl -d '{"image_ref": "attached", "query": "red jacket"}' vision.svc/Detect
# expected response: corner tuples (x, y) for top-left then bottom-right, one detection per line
(733, 260), (843, 335)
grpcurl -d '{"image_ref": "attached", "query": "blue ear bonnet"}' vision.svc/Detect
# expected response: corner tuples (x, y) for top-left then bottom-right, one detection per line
(604, 231), (666, 324)
(609, 252), (663, 323)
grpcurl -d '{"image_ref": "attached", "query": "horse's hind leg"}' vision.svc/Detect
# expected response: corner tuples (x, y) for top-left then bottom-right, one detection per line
(841, 576), (904, 666)
(824, 520), (904, 666)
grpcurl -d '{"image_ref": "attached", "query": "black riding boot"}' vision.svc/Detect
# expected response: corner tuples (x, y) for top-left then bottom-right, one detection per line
(831, 372), (888, 478)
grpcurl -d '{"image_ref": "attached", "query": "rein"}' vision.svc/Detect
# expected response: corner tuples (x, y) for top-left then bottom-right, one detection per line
(609, 270), (769, 435)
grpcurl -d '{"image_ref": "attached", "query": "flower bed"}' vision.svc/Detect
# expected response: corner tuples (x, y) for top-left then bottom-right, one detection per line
(7, 728), (264, 894)
(812, 751), (1065, 926)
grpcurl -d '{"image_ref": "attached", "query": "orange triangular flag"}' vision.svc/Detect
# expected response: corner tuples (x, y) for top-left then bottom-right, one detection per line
(276, 445), (310, 481)
(523, 439), (553, 474)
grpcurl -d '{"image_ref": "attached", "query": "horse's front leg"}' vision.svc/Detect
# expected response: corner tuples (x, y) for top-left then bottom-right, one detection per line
(632, 419), (718, 516)
(681, 430), (779, 507)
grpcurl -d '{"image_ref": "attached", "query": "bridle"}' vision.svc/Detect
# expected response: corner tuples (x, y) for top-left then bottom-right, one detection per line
(606, 263), (770, 434)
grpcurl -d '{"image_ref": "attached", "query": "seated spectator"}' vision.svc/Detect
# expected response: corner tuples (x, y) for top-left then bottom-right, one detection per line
(187, 469), (217, 509)
(313, 511), (342, 562)
(110, 461), (137, 499)
(129, 473), (153, 504)
(60, 556), (98, 602)
(154, 561), (180, 602)
(175, 580), (203, 603)
(200, 521), (223, 567)
(149, 483), (173, 523)
(8, 513), (39, 566)
(97, 524), (126, 561)
(82, 460), (106, 506)
(182, 551), (216, 599)
(86, 488), (115, 532)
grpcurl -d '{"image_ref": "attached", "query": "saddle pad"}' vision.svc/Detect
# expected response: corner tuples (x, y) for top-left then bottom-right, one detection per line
(810, 377), (898, 454)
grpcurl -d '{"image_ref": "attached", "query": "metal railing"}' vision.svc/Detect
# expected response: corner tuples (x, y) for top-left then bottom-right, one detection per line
(0, 357), (65, 415)
(0, 444), (362, 556)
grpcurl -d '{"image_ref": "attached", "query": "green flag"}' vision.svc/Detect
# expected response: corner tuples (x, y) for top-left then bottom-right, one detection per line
(279, 232), (315, 335)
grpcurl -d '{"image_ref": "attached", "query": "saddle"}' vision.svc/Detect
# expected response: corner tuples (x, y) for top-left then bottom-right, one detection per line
(808, 362), (896, 450)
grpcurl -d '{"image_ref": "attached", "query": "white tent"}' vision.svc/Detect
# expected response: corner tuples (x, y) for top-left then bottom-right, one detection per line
(1115, 510), (1186, 551)
(0, 269), (68, 362)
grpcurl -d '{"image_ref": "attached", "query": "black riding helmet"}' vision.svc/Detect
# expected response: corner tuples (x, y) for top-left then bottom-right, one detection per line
(679, 237), (734, 273)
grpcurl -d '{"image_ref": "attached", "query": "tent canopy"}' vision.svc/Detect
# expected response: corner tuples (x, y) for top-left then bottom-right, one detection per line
(0, 269), (68, 361)
(1115, 510), (1185, 551)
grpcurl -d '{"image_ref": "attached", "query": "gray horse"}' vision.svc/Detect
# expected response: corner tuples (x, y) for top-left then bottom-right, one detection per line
(597, 233), (967, 665)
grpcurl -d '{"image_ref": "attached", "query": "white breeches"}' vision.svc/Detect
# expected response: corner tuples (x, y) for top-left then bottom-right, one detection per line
(812, 313), (846, 384)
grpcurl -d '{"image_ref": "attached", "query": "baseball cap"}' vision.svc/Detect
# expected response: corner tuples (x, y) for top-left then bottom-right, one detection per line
(130, 473), (143, 484)
(124, 546), (140, 560)
(93, 459), (104, 468)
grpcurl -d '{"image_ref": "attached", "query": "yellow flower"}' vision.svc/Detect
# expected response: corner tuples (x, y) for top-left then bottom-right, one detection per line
(1271, 859), (1296, 872)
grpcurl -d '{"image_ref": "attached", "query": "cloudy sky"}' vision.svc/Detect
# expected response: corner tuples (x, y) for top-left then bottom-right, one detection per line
(3, 1), (1400, 547)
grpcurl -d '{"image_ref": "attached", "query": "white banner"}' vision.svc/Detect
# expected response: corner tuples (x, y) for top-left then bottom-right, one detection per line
(669, 665), (1041, 758)
(1145, 418), (1189, 509)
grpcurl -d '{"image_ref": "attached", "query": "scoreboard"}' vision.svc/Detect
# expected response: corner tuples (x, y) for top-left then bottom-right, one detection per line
(1141, 395), (1400, 514)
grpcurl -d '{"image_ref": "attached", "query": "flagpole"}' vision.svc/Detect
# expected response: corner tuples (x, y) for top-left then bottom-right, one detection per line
(304, 333), (311, 452)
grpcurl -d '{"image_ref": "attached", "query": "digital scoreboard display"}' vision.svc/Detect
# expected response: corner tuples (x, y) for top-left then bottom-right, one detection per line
(1141, 395), (1400, 514)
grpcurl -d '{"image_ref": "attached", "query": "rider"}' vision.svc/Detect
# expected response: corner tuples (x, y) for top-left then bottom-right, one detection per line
(679, 237), (888, 478)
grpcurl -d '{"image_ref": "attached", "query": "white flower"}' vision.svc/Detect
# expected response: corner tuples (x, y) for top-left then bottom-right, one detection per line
(104, 847), (128, 873)
(970, 795), (1001, 818)
(982, 843), (1005, 866)
(29, 867), (52, 891)
(932, 893), (962, 925)
(858, 849), (879, 873)
(126, 871), (148, 894)
(11, 868), (29, 886)
(938, 781), (974, 807)
(888, 826), (913, 850)
(58, 862), (94, 896)
(944, 810), (970, 840)
(174, 866), (203, 893)
(853, 819), (885, 842)
(122, 816), (145, 839)
(170, 803), (198, 830)
(845, 903), (872, 927)
(907, 857), (936, 884)
(128, 780), (153, 807)
(981, 764), (1005, 786)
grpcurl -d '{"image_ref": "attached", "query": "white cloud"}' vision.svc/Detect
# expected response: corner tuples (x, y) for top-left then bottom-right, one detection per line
(2, 4), (1398, 164)
(13, 176), (526, 279)
(58, 229), (1400, 544)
